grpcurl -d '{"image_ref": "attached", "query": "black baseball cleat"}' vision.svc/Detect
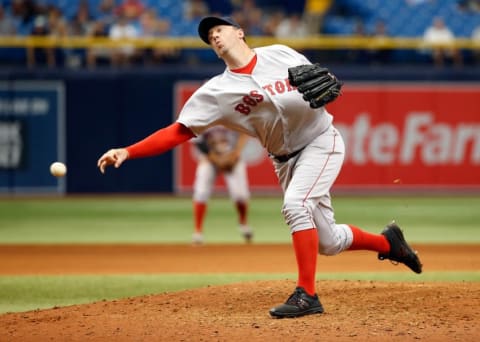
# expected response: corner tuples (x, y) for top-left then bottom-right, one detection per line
(269, 287), (324, 318)
(378, 222), (423, 274)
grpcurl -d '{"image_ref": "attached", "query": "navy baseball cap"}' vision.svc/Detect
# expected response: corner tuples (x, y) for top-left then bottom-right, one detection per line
(198, 16), (241, 44)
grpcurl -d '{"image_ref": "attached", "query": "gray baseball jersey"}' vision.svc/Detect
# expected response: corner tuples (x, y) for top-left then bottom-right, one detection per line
(177, 44), (333, 157)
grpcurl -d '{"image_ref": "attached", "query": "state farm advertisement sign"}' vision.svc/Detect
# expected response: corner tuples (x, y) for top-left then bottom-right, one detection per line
(175, 82), (480, 193)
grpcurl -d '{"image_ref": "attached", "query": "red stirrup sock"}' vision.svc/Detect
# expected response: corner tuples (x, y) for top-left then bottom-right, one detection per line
(235, 201), (248, 225)
(348, 225), (390, 253)
(292, 228), (318, 296)
(194, 202), (207, 233)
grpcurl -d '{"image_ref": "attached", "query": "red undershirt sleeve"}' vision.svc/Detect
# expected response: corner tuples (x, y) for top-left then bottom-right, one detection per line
(125, 122), (195, 159)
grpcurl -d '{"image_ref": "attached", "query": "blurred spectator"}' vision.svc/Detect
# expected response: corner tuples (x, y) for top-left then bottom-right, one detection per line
(86, 20), (111, 68)
(230, 0), (264, 36)
(262, 10), (284, 36)
(0, 4), (17, 35)
(11, 0), (37, 35)
(368, 19), (392, 65)
(138, 9), (178, 65)
(96, 0), (117, 28)
(115, 0), (145, 21)
(457, 0), (480, 13)
(345, 19), (369, 64)
(183, 0), (209, 21)
(69, 0), (94, 36)
(66, 1), (95, 68)
(303, 0), (332, 35)
(26, 15), (54, 68)
(275, 13), (308, 38)
(108, 14), (139, 67)
(472, 25), (480, 64)
(47, 5), (68, 38)
(47, 5), (70, 67)
(232, 0), (257, 17)
(243, 7), (265, 36)
(26, 3), (68, 68)
(423, 17), (463, 67)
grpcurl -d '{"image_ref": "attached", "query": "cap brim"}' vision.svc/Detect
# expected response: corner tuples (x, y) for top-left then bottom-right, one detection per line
(198, 16), (239, 44)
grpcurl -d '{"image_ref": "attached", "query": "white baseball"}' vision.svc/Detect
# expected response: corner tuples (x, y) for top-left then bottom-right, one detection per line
(50, 162), (67, 177)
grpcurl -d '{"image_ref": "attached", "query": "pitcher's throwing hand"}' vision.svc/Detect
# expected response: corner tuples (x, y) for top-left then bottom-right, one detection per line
(97, 148), (129, 174)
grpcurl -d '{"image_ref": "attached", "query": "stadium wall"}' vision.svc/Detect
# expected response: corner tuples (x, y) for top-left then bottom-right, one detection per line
(0, 65), (479, 194)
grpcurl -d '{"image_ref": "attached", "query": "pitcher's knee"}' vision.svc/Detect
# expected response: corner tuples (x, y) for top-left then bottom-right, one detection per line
(281, 202), (312, 228)
(318, 241), (343, 256)
(318, 225), (353, 255)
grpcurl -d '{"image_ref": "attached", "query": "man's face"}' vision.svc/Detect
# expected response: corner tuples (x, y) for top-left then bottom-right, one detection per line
(208, 25), (243, 55)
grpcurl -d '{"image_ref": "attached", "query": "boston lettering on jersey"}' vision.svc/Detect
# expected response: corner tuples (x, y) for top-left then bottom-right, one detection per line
(234, 78), (295, 115)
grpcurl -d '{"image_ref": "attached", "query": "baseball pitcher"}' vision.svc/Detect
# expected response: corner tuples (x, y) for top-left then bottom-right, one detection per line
(98, 15), (422, 318)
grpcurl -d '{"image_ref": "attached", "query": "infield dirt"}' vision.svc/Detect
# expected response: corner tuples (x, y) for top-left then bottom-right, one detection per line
(0, 244), (479, 341)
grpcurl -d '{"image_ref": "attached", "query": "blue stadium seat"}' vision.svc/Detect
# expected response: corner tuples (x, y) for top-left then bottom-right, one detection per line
(324, 0), (480, 38)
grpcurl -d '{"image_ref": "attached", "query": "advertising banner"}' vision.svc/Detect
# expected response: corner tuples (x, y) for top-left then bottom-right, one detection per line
(0, 81), (65, 193)
(174, 82), (480, 193)
(329, 83), (480, 191)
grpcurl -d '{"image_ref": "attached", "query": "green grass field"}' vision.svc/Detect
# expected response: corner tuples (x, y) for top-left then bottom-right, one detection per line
(1, 195), (479, 244)
(0, 195), (479, 313)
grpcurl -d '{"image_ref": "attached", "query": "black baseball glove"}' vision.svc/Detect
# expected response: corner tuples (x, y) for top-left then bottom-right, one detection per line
(288, 63), (343, 108)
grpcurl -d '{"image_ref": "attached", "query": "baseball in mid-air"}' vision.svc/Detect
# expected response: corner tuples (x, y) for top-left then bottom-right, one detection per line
(50, 162), (67, 177)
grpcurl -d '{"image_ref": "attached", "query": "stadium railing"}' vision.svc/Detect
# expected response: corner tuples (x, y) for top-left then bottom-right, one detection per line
(0, 35), (478, 50)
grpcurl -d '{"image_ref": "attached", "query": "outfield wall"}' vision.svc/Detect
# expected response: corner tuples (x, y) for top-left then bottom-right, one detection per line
(0, 65), (479, 194)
